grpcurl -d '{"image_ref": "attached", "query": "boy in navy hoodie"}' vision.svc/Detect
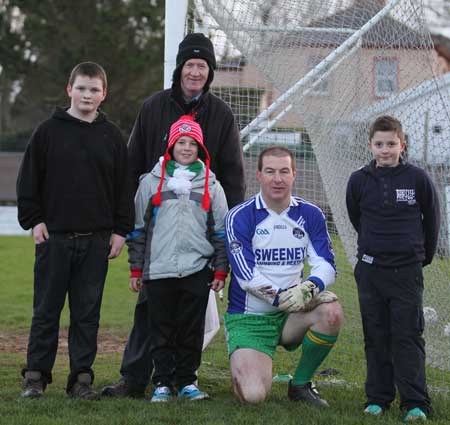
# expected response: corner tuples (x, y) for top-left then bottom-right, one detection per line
(17, 62), (134, 400)
(346, 115), (440, 422)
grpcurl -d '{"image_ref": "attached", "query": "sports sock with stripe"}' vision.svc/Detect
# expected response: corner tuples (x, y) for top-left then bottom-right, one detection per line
(292, 329), (338, 385)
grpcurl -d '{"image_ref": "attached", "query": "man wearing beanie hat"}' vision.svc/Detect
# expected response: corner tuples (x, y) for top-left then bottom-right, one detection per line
(173, 33), (217, 98)
(126, 114), (228, 401)
(102, 33), (245, 398)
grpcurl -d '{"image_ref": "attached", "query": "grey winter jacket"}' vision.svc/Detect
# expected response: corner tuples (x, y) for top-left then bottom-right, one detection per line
(127, 161), (229, 280)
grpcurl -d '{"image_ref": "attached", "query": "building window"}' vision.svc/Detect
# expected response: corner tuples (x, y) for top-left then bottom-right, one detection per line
(211, 86), (264, 129)
(374, 58), (398, 97)
(432, 125), (442, 134)
(307, 55), (330, 95)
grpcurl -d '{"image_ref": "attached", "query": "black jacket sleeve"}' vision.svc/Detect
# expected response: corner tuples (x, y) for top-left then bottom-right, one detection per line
(113, 128), (135, 237)
(16, 127), (45, 230)
(127, 104), (149, 196)
(420, 173), (440, 266)
(345, 172), (361, 233)
(215, 113), (246, 208)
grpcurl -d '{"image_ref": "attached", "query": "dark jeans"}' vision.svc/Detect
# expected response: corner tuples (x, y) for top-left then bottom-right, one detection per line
(24, 232), (110, 390)
(147, 267), (211, 389)
(354, 260), (431, 415)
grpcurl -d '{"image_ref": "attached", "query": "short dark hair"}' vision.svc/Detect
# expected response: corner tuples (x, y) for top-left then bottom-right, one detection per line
(369, 115), (405, 141)
(68, 62), (107, 90)
(258, 146), (296, 172)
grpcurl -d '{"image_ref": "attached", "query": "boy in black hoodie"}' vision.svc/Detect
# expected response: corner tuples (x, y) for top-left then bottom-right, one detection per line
(17, 62), (134, 400)
(346, 115), (440, 422)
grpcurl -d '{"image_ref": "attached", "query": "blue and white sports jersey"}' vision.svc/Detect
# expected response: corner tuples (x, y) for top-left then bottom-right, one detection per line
(225, 193), (336, 314)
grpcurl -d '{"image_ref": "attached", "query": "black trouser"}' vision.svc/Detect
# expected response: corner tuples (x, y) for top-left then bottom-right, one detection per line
(119, 269), (211, 390)
(119, 289), (154, 390)
(146, 267), (211, 389)
(24, 232), (110, 390)
(354, 260), (431, 415)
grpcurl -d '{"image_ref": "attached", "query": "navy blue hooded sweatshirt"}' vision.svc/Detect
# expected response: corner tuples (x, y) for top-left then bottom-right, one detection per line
(346, 159), (440, 267)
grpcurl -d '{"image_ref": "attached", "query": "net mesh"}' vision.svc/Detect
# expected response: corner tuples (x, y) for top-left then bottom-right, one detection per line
(188, 0), (450, 392)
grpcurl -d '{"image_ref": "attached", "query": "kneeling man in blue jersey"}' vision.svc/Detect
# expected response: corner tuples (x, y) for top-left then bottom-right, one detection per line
(224, 146), (343, 406)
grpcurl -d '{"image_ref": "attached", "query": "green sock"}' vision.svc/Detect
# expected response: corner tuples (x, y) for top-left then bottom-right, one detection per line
(292, 330), (338, 385)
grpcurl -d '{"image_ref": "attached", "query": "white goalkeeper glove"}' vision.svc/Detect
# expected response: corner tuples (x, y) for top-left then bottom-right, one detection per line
(278, 280), (319, 313)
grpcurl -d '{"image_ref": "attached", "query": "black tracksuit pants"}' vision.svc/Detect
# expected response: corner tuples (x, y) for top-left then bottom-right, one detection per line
(24, 232), (110, 390)
(354, 260), (431, 415)
(147, 267), (211, 389)
(119, 268), (211, 390)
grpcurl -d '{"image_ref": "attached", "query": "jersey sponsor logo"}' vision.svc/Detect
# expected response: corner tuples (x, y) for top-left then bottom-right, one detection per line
(229, 240), (243, 254)
(255, 247), (306, 265)
(273, 224), (287, 230)
(293, 227), (305, 239)
(255, 228), (270, 235)
(396, 189), (416, 204)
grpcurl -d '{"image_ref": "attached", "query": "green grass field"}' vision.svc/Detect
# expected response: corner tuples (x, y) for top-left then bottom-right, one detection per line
(1, 235), (449, 424)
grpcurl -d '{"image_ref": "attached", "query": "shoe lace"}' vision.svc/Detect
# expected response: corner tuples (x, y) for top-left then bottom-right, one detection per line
(183, 384), (198, 393)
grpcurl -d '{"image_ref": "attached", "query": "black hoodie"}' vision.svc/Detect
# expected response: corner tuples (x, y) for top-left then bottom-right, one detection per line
(346, 159), (440, 267)
(17, 107), (134, 236)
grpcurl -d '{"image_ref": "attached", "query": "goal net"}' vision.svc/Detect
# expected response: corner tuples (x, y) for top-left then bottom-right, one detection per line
(187, 0), (450, 393)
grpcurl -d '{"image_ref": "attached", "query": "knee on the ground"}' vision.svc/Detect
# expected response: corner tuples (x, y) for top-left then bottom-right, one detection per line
(233, 376), (269, 404)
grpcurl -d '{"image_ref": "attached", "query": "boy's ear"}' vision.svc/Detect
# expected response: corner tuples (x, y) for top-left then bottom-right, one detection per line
(401, 140), (407, 151)
(66, 84), (72, 97)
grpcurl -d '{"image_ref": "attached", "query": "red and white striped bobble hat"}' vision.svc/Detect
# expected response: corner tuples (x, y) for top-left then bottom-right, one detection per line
(153, 115), (211, 211)
(168, 114), (204, 150)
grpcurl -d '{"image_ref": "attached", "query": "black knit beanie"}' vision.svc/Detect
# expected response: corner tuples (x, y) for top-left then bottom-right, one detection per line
(176, 33), (217, 70)
(172, 33), (216, 97)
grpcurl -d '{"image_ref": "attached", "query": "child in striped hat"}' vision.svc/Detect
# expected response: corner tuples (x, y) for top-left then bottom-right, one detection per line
(126, 114), (229, 402)
(152, 114), (211, 211)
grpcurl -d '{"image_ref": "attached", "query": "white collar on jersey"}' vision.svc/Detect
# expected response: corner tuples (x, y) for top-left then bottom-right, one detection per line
(255, 192), (299, 211)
